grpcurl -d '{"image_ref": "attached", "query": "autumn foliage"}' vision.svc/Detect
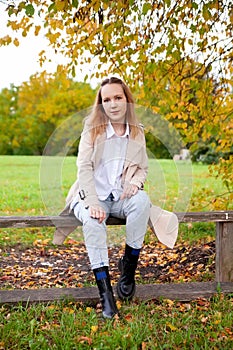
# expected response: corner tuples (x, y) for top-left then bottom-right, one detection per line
(0, 70), (96, 155)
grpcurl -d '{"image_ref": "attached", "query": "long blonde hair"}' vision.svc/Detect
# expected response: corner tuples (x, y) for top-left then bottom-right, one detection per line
(87, 77), (140, 142)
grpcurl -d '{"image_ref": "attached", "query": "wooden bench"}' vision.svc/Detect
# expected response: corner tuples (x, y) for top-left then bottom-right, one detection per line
(0, 211), (233, 304)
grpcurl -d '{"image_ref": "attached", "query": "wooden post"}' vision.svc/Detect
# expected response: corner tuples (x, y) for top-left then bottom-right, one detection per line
(215, 222), (233, 282)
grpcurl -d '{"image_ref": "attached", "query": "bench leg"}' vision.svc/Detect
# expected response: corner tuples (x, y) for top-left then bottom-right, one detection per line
(215, 222), (233, 282)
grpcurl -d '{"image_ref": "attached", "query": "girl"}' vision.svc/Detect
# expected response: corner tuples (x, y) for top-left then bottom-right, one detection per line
(53, 77), (178, 318)
(70, 77), (150, 318)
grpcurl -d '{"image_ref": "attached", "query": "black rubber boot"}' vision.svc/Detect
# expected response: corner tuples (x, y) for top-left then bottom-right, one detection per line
(93, 266), (118, 319)
(117, 244), (140, 301)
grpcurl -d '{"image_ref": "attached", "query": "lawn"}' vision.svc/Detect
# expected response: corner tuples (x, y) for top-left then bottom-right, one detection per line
(0, 155), (226, 246)
(0, 155), (232, 349)
(0, 155), (226, 216)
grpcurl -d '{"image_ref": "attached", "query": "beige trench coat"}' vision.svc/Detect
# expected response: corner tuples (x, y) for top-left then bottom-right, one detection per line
(53, 122), (178, 249)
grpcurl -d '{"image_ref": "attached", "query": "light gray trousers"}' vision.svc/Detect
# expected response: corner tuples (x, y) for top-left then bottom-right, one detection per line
(73, 190), (150, 269)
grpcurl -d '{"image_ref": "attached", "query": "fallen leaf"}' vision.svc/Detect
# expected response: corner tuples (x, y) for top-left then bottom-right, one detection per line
(86, 307), (92, 314)
(78, 336), (92, 345)
(0, 240), (215, 289)
(91, 325), (98, 333)
(166, 322), (177, 331)
(200, 316), (209, 323)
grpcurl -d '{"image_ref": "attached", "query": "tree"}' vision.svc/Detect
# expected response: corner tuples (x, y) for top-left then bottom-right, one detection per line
(1, 1), (231, 82)
(0, 69), (96, 155)
(0, 85), (20, 154)
(137, 57), (232, 154)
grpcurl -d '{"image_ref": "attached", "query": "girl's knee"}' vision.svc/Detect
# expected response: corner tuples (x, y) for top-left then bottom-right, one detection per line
(84, 217), (106, 230)
(127, 190), (150, 214)
(83, 219), (107, 245)
(136, 190), (150, 208)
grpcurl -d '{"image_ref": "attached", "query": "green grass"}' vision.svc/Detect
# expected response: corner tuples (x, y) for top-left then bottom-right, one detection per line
(0, 155), (228, 216)
(0, 155), (232, 349)
(0, 155), (228, 246)
(0, 155), (77, 216)
(0, 295), (233, 349)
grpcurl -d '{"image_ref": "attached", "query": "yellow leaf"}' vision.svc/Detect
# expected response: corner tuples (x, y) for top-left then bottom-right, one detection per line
(116, 300), (122, 309)
(166, 322), (177, 331)
(91, 325), (98, 333)
(214, 320), (221, 325)
(103, 31), (109, 43)
(13, 38), (19, 47)
(2, 35), (12, 45)
(42, 239), (50, 245)
(47, 305), (56, 310)
(34, 25), (41, 36)
(63, 307), (75, 314)
(56, 0), (66, 11)
(164, 299), (174, 306)
(10, 21), (19, 30)
(180, 257), (187, 263)
(86, 307), (92, 313)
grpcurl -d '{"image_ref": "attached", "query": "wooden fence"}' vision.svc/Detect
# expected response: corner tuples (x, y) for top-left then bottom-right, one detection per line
(0, 211), (233, 304)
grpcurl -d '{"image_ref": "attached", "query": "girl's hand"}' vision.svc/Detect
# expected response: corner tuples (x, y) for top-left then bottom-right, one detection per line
(89, 205), (106, 223)
(120, 182), (139, 200)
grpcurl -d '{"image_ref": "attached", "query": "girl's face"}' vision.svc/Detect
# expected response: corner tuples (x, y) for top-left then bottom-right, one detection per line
(101, 83), (127, 124)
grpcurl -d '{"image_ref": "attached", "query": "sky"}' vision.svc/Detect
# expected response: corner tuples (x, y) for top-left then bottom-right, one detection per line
(0, 4), (99, 90)
(0, 35), (53, 90)
(0, 4), (58, 90)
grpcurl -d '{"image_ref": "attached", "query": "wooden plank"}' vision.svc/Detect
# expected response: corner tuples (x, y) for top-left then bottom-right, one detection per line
(215, 222), (233, 282)
(0, 286), (99, 305)
(176, 211), (233, 223)
(0, 215), (125, 228)
(135, 282), (233, 301)
(1, 211), (232, 304)
(0, 211), (232, 228)
(0, 282), (233, 305)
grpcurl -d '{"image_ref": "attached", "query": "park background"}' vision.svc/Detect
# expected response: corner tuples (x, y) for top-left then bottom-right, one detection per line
(0, 1), (233, 349)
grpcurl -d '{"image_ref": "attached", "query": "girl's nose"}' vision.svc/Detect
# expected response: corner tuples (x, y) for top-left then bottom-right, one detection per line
(110, 99), (117, 108)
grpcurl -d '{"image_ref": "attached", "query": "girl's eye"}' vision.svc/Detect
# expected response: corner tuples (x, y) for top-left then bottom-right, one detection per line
(103, 96), (123, 103)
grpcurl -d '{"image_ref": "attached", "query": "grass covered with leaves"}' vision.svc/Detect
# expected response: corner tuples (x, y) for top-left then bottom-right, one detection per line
(1, 294), (233, 350)
(0, 155), (232, 349)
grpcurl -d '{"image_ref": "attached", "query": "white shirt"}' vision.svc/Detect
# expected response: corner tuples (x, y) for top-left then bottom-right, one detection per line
(70, 122), (129, 209)
(94, 122), (129, 201)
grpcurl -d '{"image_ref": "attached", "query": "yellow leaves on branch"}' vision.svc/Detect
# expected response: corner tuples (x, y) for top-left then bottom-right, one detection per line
(8, 21), (21, 31)
(34, 25), (41, 36)
(55, 0), (67, 12)
(13, 38), (19, 47)
(0, 35), (12, 45)
(49, 19), (64, 31)
(38, 50), (46, 67)
(211, 157), (233, 191)
(46, 31), (61, 45)
(1, 0), (232, 90)
(9, 17), (32, 38)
